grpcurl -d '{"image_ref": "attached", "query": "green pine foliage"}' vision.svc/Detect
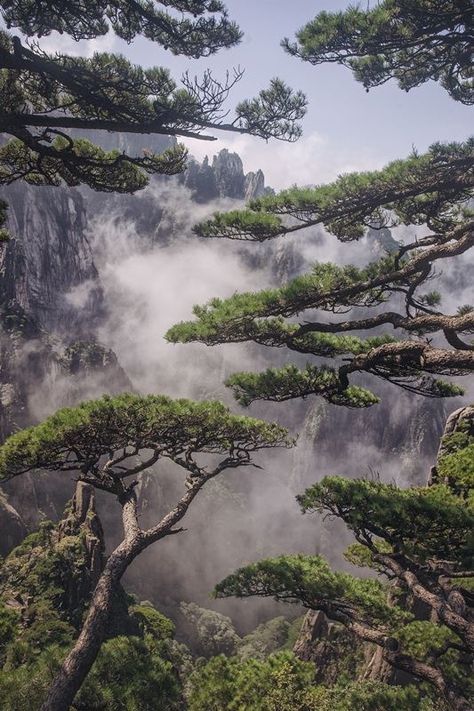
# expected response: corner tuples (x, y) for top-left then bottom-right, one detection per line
(194, 140), (474, 242)
(167, 256), (400, 339)
(169, 136), (474, 408)
(298, 477), (474, 567)
(188, 652), (428, 711)
(436, 420), (474, 495)
(0, 393), (292, 482)
(1, 0), (242, 55)
(0, 1), (306, 200)
(225, 365), (379, 407)
(214, 413), (474, 707)
(215, 554), (408, 628)
(187, 651), (321, 711)
(0, 132), (188, 192)
(282, 1), (474, 104)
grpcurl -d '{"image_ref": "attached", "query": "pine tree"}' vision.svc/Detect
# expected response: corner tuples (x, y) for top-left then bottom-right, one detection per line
(0, 393), (291, 711)
(167, 139), (474, 407)
(282, 0), (474, 105)
(167, 1), (474, 411)
(169, 7), (474, 709)
(215, 406), (474, 711)
(0, 1), (306, 232)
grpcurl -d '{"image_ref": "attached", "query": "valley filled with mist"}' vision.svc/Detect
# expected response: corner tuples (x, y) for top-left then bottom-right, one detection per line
(0, 2), (473, 708)
(0, 133), (465, 631)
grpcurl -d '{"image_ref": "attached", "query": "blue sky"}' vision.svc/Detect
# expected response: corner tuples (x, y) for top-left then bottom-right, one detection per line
(12, 1), (474, 189)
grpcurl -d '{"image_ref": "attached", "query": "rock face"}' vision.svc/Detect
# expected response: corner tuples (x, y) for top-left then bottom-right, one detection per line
(212, 149), (246, 198)
(0, 481), (105, 628)
(430, 404), (474, 485)
(292, 389), (450, 498)
(0, 494), (27, 557)
(182, 149), (268, 202)
(182, 156), (219, 203)
(57, 482), (105, 595)
(0, 178), (107, 443)
(244, 169), (266, 201)
(0, 309), (53, 441)
(0, 181), (102, 336)
(0, 140), (273, 555)
(293, 611), (365, 685)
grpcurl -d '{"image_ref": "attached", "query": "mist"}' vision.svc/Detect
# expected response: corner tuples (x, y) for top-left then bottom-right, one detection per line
(41, 167), (466, 633)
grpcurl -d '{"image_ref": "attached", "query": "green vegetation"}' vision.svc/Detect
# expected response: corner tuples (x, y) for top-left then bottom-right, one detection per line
(168, 2), (474, 411)
(168, 145), (474, 406)
(216, 409), (474, 710)
(282, 0), (474, 104)
(0, 0), (306, 238)
(0, 393), (290, 711)
(0, 393), (291, 482)
(0, 488), (441, 711)
(187, 651), (321, 711)
(0, 0), (472, 708)
(187, 653), (429, 711)
(0, 503), (185, 711)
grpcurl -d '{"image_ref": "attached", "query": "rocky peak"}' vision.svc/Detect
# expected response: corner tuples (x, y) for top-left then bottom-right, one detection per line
(212, 149), (245, 198)
(244, 169), (265, 201)
(0, 481), (105, 628)
(182, 149), (269, 203)
(58, 481), (105, 591)
(182, 155), (219, 203)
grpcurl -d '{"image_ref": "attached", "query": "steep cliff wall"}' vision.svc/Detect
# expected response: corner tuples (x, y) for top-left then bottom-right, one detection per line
(0, 182), (102, 335)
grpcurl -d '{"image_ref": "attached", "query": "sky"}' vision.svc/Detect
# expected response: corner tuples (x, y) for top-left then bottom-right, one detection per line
(10, 1), (474, 189)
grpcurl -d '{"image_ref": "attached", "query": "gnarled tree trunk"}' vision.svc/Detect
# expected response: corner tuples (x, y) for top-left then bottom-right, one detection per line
(40, 480), (201, 711)
(39, 492), (144, 711)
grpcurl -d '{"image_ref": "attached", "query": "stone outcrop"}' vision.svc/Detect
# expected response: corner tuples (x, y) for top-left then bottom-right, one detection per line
(182, 156), (219, 203)
(58, 482), (105, 594)
(182, 149), (268, 203)
(0, 494), (27, 557)
(292, 390), (450, 498)
(293, 610), (365, 685)
(0, 481), (105, 628)
(0, 182), (102, 336)
(430, 404), (474, 485)
(212, 149), (246, 198)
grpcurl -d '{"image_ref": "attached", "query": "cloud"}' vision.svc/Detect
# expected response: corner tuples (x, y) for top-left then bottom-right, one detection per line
(59, 176), (469, 624)
(36, 30), (118, 57)
(85, 181), (275, 399)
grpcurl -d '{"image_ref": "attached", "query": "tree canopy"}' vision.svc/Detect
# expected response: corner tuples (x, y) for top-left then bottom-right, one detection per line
(167, 139), (474, 407)
(0, 393), (291, 711)
(0, 0), (306, 237)
(1, 0), (242, 54)
(186, 649), (426, 711)
(282, 0), (474, 104)
(215, 406), (474, 711)
(0, 392), (291, 492)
